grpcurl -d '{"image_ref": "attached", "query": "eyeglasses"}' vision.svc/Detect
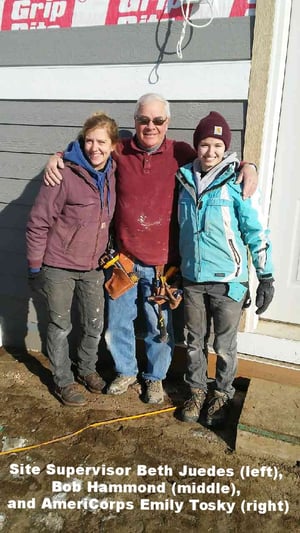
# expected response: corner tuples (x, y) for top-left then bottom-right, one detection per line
(135, 116), (168, 126)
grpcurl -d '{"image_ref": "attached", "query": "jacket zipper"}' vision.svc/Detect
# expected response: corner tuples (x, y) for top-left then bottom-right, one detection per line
(91, 212), (103, 269)
(178, 168), (241, 278)
(177, 167), (236, 209)
(196, 175), (235, 209)
(228, 238), (241, 277)
(67, 163), (103, 270)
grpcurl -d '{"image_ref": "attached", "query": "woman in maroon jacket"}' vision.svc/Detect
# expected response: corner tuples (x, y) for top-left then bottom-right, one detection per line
(26, 112), (118, 407)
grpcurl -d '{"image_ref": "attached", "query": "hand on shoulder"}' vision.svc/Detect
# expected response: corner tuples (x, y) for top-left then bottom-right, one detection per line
(44, 154), (65, 186)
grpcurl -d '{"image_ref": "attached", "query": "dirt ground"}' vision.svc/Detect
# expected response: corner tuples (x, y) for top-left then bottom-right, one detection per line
(0, 346), (299, 533)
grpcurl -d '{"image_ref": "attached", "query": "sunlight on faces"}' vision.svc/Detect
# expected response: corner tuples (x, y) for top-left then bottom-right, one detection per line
(135, 100), (169, 149)
(84, 127), (115, 170)
(197, 137), (226, 171)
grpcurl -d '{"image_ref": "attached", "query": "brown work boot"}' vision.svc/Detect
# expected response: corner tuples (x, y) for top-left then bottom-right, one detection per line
(206, 390), (230, 428)
(55, 383), (87, 407)
(144, 380), (164, 404)
(78, 372), (105, 394)
(181, 388), (206, 423)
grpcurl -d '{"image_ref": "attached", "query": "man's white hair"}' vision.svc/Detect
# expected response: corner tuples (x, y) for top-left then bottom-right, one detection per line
(134, 93), (171, 119)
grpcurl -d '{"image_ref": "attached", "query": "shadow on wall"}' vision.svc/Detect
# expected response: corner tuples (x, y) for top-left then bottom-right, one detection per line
(0, 171), (109, 362)
(0, 171), (47, 353)
(0, 172), (108, 368)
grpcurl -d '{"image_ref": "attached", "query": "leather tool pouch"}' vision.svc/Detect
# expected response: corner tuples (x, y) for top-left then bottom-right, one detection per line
(148, 283), (183, 310)
(148, 265), (183, 310)
(104, 253), (138, 299)
(164, 284), (183, 310)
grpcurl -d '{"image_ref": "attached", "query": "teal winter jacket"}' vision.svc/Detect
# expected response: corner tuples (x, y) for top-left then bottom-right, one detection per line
(176, 153), (273, 301)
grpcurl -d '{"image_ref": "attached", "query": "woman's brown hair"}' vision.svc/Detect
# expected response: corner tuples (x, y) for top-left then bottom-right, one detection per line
(79, 112), (119, 146)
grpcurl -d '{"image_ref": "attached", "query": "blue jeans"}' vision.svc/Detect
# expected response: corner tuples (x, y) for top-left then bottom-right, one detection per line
(183, 280), (245, 399)
(43, 266), (105, 388)
(105, 261), (174, 381)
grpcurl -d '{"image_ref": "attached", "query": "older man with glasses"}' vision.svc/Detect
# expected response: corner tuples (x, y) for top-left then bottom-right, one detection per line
(44, 93), (258, 405)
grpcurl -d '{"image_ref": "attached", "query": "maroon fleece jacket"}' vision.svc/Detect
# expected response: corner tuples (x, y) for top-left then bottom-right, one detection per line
(113, 136), (195, 265)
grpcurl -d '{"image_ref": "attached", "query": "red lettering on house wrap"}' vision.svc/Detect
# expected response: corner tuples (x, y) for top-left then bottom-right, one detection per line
(1, 0), (75, 30)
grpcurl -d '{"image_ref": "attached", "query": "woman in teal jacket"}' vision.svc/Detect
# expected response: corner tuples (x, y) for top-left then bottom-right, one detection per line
(176, 111), (274, 428)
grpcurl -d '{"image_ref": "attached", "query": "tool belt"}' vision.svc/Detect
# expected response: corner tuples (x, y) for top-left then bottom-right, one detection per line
(100, 251), (139, 299)
(148, 265), (183, 310)
(148, 265), (183, 343)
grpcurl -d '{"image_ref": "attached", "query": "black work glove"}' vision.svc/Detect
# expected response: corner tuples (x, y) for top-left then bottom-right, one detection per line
(28, 269), (45, 293)
(255, 277), (274, 315)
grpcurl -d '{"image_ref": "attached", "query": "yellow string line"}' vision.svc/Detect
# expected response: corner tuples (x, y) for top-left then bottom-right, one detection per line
(0, 406), (176, 457)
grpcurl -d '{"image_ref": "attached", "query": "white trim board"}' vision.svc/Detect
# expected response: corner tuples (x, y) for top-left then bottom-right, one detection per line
(0, 61), (250, 100)
(243, 0), (293, 332)
(237, 332), (300, 366)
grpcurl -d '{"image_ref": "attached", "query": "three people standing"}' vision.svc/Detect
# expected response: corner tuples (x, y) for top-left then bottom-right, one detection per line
(31, 94), (263, 416)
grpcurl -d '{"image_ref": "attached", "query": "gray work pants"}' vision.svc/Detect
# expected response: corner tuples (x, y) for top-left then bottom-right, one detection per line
(42, 266), (105, 388)
(183, 280), (245, 399)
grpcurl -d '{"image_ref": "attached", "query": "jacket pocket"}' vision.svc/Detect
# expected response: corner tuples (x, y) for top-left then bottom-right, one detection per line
(203, 198), (232, 235)
(65, 225), (82, 250)
(178, 200), (189, 223)
(52, 220), (82, 250)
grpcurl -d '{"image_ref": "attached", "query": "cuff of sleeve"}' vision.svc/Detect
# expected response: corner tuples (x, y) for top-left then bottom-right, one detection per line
(240, 161), (258, 172)
(28, 259), (43, 270)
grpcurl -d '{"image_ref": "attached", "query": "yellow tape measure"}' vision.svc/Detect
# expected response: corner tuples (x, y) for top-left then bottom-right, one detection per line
(103, 254), (120, 269)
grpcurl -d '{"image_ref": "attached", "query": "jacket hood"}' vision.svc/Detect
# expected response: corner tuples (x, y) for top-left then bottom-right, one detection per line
(64, 140), (112, 179)
(64, 140), (112, 207)
(179, 152), (239, 185)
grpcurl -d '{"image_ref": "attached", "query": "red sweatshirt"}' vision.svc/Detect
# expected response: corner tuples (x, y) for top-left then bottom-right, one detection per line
(113, 136), (195, 265)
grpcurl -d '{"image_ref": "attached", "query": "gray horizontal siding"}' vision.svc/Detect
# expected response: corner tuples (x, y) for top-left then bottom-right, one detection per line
(0, 100), (245, 162)
(0, 124), (81, 154)
(0, 153), (49, 179)
(0, 18), (254, 67)
(0, 124), (242, 156)
(0, 100), (245, 127)
(0, 179), (41, 204)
